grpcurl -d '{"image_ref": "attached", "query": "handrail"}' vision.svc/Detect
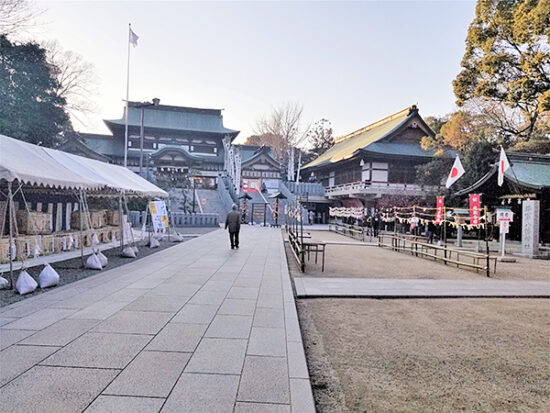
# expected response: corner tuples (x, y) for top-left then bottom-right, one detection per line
(378, 233), (497, 277)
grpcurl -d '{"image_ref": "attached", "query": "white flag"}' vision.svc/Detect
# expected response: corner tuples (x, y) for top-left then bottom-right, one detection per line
(498, 146), (510, 186)
(445, 155), (465, 188)
(129, 28), (139, 47)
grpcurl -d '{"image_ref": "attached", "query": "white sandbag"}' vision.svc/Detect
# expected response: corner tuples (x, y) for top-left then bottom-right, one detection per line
(149, 237), (160, 249)
(15, 271), (37, 295)
(39, 264), (60, 288)
(172, 234), (184, 242)
(132, 246), (139, 254)
(33, 243), (41, 258)
(97, 251), (108, 267)
(85, 253), (103, 270)
(122, 246), (136, 258)
(0, 277), (9, 289)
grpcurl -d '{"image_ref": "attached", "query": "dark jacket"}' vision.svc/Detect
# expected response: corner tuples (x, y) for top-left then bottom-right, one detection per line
(225, 210), (241, 233)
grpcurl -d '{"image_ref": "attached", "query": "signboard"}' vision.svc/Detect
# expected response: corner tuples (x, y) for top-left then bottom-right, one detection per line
(252, 203), (267, 225)
(149, 200), (169, 230)
(496, 208), (514, 222)
(469, 194), (481, 226)
(263, 179), (280, 195)
(435, 196), (444, 224)
(499, 220), (510, 234)
(242, 179), (261, 193)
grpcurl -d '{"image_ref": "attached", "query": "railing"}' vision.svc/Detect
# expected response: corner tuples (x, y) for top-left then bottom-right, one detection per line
(325, 181), (441, 196)
(329, 222), (377, 243)
(285, 181), (325, 197)
(216, 176), (235, 212)
(129, 211), (219, 227)
(378, 233), (497, 277)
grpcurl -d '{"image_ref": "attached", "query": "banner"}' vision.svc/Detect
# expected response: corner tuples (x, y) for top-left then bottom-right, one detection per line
(241, 178), (261, 193)
(469, 194), (481, 226)
(435, 196), (444, 224)
(329, 207), (363, 220)
(149, 200), (169, 230)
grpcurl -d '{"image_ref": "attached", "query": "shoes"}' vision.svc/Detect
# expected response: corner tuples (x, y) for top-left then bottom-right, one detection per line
(236, 246), (239, 249)
(231, 246), (234, 249)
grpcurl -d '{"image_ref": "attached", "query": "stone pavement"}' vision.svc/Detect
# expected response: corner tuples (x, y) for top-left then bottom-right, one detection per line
(294, 277), (550, 298)
(0, 227), (315, 413)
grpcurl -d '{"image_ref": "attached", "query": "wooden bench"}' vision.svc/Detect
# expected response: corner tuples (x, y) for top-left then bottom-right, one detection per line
(302, 238), (327, 272)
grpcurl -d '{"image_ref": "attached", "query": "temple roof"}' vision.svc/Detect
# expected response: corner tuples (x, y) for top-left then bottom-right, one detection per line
(454, 152), (550, 195)
(303, 105), (439, 169)
(105, 102), (240, 137)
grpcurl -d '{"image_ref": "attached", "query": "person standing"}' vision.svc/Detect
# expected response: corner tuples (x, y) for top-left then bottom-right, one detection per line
(225, 204), (241, 249)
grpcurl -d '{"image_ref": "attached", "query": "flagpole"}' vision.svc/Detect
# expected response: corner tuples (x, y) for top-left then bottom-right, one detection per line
(124, 23), (131, 168)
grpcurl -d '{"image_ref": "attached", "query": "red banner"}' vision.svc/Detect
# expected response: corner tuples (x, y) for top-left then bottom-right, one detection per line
(435, 196), (444, 224)
(469, 194), (481, 226)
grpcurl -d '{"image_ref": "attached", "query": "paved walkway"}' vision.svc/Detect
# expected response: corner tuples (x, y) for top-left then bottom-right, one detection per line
(294, 277), (550, 298)
(0, 227), (314, 413)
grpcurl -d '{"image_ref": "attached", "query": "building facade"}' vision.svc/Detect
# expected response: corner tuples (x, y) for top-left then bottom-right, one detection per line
(61, 101), (282, 190)
(302, 105), (451, 207)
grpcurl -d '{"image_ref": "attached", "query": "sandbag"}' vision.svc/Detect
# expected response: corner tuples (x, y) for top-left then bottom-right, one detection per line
(85, 253), (103, 270)
(122, 246), (136, 258)
(15, 271), (37, 295)
(0, 277), (9, 289)
(132, 246), (139, 254)
(172, 233), (184, 242)
(149, 237), (160, 249)
(97, 251), (108, 267)
(39, 264), (60, 288)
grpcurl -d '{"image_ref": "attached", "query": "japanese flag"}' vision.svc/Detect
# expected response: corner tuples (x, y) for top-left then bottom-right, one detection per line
(445, 155), (465, 188)
(498, 146), (510, 186)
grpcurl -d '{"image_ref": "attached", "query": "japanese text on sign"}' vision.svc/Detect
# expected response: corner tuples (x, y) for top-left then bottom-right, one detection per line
(149, 201), (169, 230)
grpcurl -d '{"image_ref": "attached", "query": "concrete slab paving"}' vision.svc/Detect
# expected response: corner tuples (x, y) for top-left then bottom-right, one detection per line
(41, 332), (151, 369)
(84, 395), (165, 413)
(295, 276), (550, 298)
(0, 329), (35, 350)
(91, 310), (172, 335)
(104, 351), (190, 397)
(145, 322), (207, 352)
(160, 372), (240, 413)
(185, 337), (247, 374)
(20, 318), (99, 347)
(0, 227), (315, 413)
(1, 366), (119, 413)
(0, 344), (60, 385)
(237, 355), (290, 404)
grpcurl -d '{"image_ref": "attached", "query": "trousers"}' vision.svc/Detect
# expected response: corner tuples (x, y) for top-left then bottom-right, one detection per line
(229, 231), (239, 248)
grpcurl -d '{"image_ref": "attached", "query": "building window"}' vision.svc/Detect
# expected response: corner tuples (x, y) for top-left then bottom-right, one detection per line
(128, 141), (132, 147)
(153, 143), (158, 149)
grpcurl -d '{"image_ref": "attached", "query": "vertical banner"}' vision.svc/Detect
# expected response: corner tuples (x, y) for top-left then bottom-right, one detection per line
(469, 194), (481, 226)
(434, 196), (444, 224)
(149, 200), (169, 230)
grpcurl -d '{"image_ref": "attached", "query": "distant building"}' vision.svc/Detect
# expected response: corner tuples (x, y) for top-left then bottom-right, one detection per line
(61, 100), (282, 189)
(302, 105), (451, 207)
(454, 152), (550, 243)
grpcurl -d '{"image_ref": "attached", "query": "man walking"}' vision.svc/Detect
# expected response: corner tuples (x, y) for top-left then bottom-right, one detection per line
(225, 204), (241, 249)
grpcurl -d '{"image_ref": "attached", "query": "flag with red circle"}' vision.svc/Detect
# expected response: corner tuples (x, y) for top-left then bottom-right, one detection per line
(445, 155), (465, 188)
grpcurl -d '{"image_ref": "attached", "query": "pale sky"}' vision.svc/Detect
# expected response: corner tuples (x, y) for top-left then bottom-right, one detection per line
(31, 0), (476, 143)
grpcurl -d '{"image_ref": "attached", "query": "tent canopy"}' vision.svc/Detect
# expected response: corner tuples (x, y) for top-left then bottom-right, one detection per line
(0, 134), (167, 198)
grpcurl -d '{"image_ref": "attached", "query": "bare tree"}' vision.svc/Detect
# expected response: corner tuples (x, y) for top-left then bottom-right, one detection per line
(254, 102), (311, 180)
(254, 102), (309, 160)
(0, 0), (43, 36)
(45, 40), (98, 125)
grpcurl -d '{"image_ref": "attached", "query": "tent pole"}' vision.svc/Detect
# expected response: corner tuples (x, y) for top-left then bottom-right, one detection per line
(7, 182), (14, 289)
(79, 190), (85, 267)
(119, 194), (124, 254)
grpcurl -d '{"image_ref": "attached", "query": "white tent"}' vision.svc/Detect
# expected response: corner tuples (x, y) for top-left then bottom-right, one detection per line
(0, 134), (167, 197)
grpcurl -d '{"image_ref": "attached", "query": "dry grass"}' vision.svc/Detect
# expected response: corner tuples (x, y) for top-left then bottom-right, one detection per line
(298, 298), (550, 413)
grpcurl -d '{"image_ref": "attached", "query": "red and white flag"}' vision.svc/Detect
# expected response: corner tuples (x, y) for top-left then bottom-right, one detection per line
(445, 155), (465, 188)
(498, 147), (510, 186)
